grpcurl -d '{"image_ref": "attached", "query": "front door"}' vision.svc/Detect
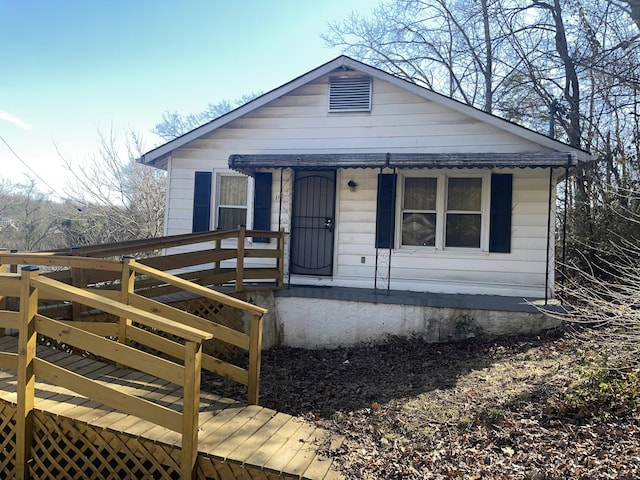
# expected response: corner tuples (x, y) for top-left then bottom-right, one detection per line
(290, 170), (336, 276)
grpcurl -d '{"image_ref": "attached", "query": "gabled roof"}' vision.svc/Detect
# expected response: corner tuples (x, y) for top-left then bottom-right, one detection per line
(139, 55), (593, 168)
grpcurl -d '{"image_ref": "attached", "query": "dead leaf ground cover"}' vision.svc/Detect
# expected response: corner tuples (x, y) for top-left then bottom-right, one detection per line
(203, 328), (640, 479)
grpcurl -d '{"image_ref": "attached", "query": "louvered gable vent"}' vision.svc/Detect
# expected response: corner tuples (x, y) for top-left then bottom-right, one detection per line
(328, 76), (372, 112)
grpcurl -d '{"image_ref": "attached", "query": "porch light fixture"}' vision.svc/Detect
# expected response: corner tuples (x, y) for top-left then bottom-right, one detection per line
(348, 180), (358, 191)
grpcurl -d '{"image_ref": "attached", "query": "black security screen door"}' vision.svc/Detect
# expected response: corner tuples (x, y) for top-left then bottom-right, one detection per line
(290, 170), (336, 276)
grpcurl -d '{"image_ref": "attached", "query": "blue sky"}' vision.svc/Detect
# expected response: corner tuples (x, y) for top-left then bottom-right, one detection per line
(0, 0), (375, 196)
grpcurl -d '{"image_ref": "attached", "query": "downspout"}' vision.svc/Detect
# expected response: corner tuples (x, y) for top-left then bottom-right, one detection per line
(544, 167), (554, 304)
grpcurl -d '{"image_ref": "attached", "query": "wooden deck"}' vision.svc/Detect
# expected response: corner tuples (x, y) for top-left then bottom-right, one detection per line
(0, 336), (343, 479)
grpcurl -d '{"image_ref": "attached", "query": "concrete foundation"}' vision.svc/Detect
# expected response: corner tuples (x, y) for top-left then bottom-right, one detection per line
(248, 286), (563, 349)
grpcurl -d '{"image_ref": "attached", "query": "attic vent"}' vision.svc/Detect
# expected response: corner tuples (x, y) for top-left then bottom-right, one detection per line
(328, 76), (372, 112)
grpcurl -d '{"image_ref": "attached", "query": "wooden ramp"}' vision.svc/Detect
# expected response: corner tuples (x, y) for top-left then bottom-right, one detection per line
(0, 337), (343, 479)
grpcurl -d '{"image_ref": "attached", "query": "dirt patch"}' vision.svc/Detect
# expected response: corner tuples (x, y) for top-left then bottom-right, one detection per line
(202, 328), (640, 479)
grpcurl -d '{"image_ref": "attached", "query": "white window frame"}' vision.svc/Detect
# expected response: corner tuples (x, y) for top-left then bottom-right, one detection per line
(397, 171), (490, 252)
(214, 172), (254, 235)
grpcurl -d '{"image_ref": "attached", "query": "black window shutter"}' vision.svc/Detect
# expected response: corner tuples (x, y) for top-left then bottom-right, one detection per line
(375, 173), (397, 248)
(192, 171), (212, 232)
(489, 173), (513, 253)
(252, 172), (272, 243)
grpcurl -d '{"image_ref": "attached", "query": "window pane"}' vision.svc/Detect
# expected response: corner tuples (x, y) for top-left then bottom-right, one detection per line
(220, 176), (248, 206)
(448, 178), (481, 211)
(218, 208), (247, 230)
(402, 213), (436, 246)
(404, 177), (437, 210)
(446, 214), (481, 248)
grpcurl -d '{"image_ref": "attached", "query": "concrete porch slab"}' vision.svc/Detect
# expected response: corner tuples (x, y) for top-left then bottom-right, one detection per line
(275, 285), (567, 314)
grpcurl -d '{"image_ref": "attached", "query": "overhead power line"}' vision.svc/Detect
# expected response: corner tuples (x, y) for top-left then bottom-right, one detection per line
(0, 133), (59, 196)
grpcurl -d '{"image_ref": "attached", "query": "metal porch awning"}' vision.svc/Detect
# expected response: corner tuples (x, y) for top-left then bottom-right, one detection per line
(229, 152), (577, 175)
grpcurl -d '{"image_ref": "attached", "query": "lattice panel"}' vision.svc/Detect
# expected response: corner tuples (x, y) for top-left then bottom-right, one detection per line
(30, 411), (181, 480)
(0, 402), (16, 474)
(197, 456), (297, 480)
(175, 296), (246, 360)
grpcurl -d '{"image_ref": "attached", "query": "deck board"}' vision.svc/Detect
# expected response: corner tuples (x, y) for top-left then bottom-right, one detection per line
(303, 436), (345, 480)
(212, 407), (277, 460)
(263, 422), (319, 475)
(0, 336), (343, 479)
(230, 411), (292, 464)
(284, 428), (327, 477)
(243, 416), (305, 469)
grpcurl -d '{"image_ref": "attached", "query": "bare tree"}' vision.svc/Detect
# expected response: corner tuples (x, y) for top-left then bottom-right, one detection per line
(154, 93), (262, 141)
(59, 128), (166, 246)
(544, 185), (640, 366)
(616, 0), (640, 30)
(327, 0), (640, 265)
(324, 0), (512, 113)
(0, 179), (61, 251)
(0, 178), (17, 224)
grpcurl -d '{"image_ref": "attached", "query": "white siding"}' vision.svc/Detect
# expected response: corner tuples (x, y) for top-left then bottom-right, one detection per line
(324, 167), (554, 297)
(164, 72), (560, 297)
(174, 76), (550, 158)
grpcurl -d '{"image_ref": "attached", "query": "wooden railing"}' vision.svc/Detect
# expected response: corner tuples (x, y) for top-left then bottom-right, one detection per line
(0, 252), (267, 402)
(42, 226), (286, 294)
(0, 267), (215, 479)
(0, 246), (270, 479)
(0, 227), (285, 321)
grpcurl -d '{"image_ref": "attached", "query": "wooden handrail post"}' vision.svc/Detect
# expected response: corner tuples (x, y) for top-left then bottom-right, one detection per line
(277, 228), (285, 288)
(235, 226), (245, 292)
(181, 340), (203, 480)
(16, 266), (39, 480)
(118, 257), (136, 352)
(247, 313), (263, 405)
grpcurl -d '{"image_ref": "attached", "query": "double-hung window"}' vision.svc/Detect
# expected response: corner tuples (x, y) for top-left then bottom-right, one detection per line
(402, 177), (437, 246)
(376, 171), (511, 252)
(400, 174), (486, 250)
(445, 177), (482, 248)
(217, 175), (249, 230)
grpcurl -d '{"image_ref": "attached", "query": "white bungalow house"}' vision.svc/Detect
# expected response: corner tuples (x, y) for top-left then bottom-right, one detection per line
(139, 56), (593, 348)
